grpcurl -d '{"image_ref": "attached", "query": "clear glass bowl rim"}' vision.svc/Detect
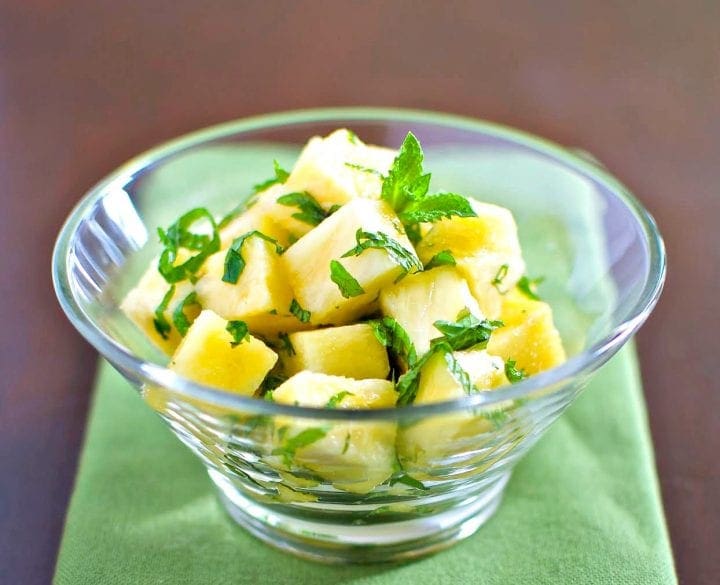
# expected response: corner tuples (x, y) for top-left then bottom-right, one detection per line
(52, 107), (666, 421)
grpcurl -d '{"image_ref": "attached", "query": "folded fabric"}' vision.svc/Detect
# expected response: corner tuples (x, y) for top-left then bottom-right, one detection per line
(54, 345), (676, 584)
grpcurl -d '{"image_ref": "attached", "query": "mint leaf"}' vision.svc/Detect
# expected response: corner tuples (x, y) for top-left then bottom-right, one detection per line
(369, 317), (418, 370)
(341, 229), (422, 275)
(289, 299), (311, 323)
(491, 264), (510, 293)
(252, 159), (290, 193)
(424, 249), (456, 269)
(222, 231), (283, 284)
(172, 291), (200, 336)
(395, 349), (435, 406)
(505, 359), (528, 383)
(441, 345), (477, 394)
(431, 309), (503, 351)
(277, 191), (327, 226)
(326, 391), (354, 408)
(389, 473), (427, 490)
(330, 260), (365, 298)
(226, 320), (249, 347)
(153, 285), (175, 340)
(157, 208), (220, 283)
(398, 193), (476, 225)
(517, 275), (544, 301)
(272, 427), (328, 466)
(344, 162), (383, 176)
(381, 132), (431, 212)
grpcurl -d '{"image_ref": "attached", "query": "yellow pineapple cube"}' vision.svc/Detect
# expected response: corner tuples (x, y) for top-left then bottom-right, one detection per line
(286, 129), (396, 205)
(270, 371), (397, 493)
(281, 198), (419, 325)
(416, 201), (525, 319)
(220, 195), (291, 248)
(379, 266), (484, 356)
(120, 259), (201, 355)
(282, 324), (390, 379)
(170, 309), (278, 396)
(487, 289), (566, 374)
(397, 349), (508, 475)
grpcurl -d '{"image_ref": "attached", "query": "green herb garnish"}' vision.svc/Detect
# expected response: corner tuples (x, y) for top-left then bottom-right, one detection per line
(505, 359), (528, 383)
(389, 473), (427, 490)
(277, 332), (295, 355)
(172, 291), (200, 336)
(222, 231), (283, 284)
(277, 191), (327, 226)
(431, 309), (503, 351)
(517, 275), (544, 301)
(272, 427), (329, 466)
(344, 162), (383, 176)
(326, 391), (354, 408)
(369, 317), (418, 370)
(289, 299), (311, 323)
(342, 229), (422, 275)
(226, 320), (249, 347)
(491, 264), (509, 293)
(152, 285), (175, 340)
(341, 432), (351, 454)
(157, 208), (220, 283)
(398, 193), (476, 225)
(252, 160), (290, 193)
(329, 260), (365, 298)
(424, 249), (456, 269)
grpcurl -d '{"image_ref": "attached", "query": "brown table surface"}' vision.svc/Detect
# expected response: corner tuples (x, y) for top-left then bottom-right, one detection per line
(1, 1), (718, 583)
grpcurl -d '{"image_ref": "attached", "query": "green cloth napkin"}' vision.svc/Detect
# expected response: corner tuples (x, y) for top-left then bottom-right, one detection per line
(54, 345), (676, 584)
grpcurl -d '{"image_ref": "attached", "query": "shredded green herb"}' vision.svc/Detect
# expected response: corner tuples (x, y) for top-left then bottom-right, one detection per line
(222, 231), (283, 284)
(289, 299), (311, 323)
(276, 191), (327, 226)
(226, 320), (249, 347)
(517, 275), (545, 301)
(172, 291), (200, 337)
(152, 285), (175, 339)
(424, 249), (456, 269)
(157, 208), (220, 283)
(329, 260), (365, 298)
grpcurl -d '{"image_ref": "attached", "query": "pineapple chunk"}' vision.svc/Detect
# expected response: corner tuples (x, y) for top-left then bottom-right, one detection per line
(286, 129), (396, 205)
(397, 349), (508, 475)
(120, 259), (200, 355)
(282, 324), (390, 379)
(281, 198), (419, 325)
(220, 194), (291, 248)
(170, 310), (278, 396)
(242, 183), (318, 243)
(195, 235), (305, 336)
(487, 289), (566, 374)
(416, 201), (525, 319)
(270, 371), (397, 493)
(379, 266), (484, 356)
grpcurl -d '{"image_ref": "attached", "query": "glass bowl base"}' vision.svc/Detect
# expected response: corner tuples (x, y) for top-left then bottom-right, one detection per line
(212, 469), (510, 564)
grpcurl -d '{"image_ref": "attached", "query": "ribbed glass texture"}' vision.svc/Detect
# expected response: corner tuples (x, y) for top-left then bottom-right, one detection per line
(53, 109), (665, 562)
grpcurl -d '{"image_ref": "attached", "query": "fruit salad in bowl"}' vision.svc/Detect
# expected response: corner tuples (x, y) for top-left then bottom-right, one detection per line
(53, 109), (665, 562)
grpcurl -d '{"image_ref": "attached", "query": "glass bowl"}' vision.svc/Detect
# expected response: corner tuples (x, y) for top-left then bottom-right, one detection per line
(52, 108), (665, 563)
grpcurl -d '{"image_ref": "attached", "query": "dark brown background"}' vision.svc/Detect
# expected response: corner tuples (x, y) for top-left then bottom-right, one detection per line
(1, 1), (718, 583)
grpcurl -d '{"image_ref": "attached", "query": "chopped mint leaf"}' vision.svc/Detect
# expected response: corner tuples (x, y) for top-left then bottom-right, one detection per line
(272, 427), (328, 466)
(505, 359), (528, 383)
(277, 191), (327, 226)
(491, 264), (510, 293)
(381, 132), (431, 212)
(327, 204), (342, 215)
(440, 344), (477, 394)
(369, 317), (418, 370)
(152, 285), (175, 340)
(344, 162), (382, 176)
(398, 193), (476, 225)
(517, 275), (544, 301)
(389, 473), (427, 490)
(342, 229), (422, 275)
(346, 130), (360, 144)
(278, 332), (295, 356)
(326, 391), (354, 408)
(226, 320), (249, 347)
(222, 231), (283, 284)
(341, 432), (351, 454)
(157, 208), (220, 283)
(289, 299), (311, 323)
(252, 159), (290, 193)
(424, 249), (456, 269)
(431, 309), (503, 351)
(260, 372), (287, 394)
(264, 390), (275, 402)
(330, 260), (365, 298)
(395, 349), (436, 406)
(172, 291), (200, 337)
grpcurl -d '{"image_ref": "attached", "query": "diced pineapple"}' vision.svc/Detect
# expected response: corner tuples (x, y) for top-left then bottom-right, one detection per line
(285, 129), (396, 205)
(281, 198), (419, 325)
(282, 324), (390, 379)
(379, 266), (484, 356)
(270, 371), (397, 493)
(195, 235), (311, 339)
(416, 201), (525, 319)
(170, 310), (278, 396)
(120, 259), (200, 355)
(220, 195), (291, 248)
(244, 183), (317, 243)
(487, 289), (566, 374)
(397, 349), (508, 476)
